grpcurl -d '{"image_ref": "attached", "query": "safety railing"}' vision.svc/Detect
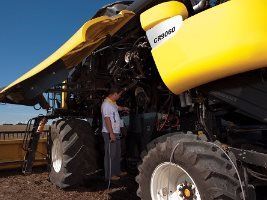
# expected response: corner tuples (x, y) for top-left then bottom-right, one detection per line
(0, 131), (49, 140)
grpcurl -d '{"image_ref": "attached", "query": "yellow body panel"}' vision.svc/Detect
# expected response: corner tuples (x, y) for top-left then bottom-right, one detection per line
(140, 1), (188, 30)
(0, 10), (134, 95)
(141, 0), (267, 94)
(0, 138), (47, 170)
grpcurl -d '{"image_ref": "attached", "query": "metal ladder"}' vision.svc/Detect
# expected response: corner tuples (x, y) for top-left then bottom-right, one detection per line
(22, 117), (42, 174)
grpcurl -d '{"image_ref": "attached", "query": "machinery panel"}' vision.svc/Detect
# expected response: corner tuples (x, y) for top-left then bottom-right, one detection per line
(141, 0), (267, 94)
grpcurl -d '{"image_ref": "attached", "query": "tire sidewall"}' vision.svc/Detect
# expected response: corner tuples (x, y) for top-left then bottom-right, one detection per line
(49, 126), (69, 188)
(137, 134), (241, 200)
(49, 118), (102, 188)
(140, 146), (205, 200)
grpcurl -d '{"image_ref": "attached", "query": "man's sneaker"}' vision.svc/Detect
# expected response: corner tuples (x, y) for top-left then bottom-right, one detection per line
(119, 172), (127, 177)
(110, 176), (120, 181)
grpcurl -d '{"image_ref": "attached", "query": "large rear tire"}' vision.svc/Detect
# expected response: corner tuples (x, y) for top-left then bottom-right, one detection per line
(49, 118), (102, 188)
(136, 133), (242, 200)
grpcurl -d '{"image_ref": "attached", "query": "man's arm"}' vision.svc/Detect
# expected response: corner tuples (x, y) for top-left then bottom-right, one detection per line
(104, 117), (116, 142)
(118, 106), (130, 112)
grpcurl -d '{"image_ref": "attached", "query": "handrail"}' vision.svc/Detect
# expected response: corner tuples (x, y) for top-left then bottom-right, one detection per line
(22, 118), (34, 151)
(0, 130), (49, 140)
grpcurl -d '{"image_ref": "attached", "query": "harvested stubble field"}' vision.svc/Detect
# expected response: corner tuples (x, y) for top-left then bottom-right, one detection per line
(0, 125), (139, 200)
(0, 168), (139, 200)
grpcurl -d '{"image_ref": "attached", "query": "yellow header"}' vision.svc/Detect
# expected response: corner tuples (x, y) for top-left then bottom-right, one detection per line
(0, 10), (135, 96)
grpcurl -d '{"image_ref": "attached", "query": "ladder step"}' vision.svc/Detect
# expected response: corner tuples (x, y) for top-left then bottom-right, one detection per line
(22, 118), (41, 174)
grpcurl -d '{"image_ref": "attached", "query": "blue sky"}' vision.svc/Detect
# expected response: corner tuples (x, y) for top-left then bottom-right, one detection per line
(0, 0), (114, 124)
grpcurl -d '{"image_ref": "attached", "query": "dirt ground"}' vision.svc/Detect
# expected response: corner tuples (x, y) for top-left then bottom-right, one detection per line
(0, 167), (140, 200)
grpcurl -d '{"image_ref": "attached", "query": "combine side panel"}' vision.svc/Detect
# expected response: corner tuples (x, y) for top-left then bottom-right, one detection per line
(141, 0), (267, 94)
(0, 137), (47, 170)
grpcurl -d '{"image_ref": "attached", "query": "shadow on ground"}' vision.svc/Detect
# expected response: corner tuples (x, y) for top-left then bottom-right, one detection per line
(79, 171), (140, 200)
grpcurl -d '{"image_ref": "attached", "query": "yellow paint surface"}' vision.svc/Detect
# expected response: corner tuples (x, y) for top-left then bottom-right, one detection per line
(142, 0), (267, 94)
(0, 138), (47, 170)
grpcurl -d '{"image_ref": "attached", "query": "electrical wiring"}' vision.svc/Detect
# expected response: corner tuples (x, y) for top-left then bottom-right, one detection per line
(247, 168), (267, 181)
(157, 96), (173, 132)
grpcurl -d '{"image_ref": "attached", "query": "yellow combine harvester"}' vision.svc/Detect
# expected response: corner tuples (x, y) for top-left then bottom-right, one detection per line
(0, 0), (267, 199)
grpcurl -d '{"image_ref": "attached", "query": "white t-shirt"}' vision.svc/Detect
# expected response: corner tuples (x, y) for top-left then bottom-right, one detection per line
(101, 98), (121, 134)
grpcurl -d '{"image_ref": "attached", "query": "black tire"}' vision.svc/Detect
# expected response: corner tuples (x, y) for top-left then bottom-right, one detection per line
(136, 133), (242, 200)
(49, 118), (102, 188)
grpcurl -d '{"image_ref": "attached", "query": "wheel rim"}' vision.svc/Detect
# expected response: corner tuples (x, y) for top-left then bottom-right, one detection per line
(52, 138), (63, 173)
(150, 162), (201, 200)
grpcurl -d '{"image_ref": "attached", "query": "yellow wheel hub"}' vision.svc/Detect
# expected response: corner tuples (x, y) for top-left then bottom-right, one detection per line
(184, 188), (191, 197)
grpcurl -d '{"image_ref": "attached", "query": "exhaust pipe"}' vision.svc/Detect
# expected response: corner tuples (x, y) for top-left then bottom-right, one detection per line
(193, 0), (207, 12)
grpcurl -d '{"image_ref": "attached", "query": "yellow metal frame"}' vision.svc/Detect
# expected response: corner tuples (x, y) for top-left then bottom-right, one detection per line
(0, 138), (47, 170)
(141, 0), (267, 94)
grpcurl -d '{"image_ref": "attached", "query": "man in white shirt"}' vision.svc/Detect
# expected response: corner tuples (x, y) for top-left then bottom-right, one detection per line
(101, 86), (129, 181)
